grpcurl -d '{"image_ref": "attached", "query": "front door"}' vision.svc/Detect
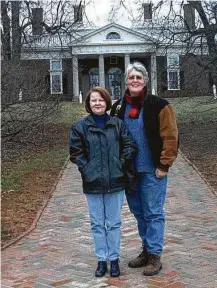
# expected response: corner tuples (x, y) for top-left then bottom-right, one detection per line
(108, 68), (122, 100)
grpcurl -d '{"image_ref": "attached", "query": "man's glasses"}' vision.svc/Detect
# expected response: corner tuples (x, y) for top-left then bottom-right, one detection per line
(128, 75), (143, 80)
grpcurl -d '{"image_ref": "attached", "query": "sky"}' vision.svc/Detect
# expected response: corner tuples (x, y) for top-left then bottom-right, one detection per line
(40, 0), (212, 29)
(83, 0), (190, 27)
(86, 0), (111, 25)
(84, 0), (150, 26)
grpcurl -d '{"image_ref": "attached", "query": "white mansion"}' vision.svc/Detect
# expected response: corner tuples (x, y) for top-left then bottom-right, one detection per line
(21, 3), (213, 101)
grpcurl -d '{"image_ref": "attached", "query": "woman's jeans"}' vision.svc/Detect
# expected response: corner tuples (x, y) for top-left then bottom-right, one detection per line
(126, 172), (167, 256)
(86, 191), (125, 261)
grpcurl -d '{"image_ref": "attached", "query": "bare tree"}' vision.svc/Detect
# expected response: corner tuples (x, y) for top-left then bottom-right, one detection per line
(155, 0), (217, 96)
(189, 1), (217, 93)
(113, 0), (216, 97)
(1, 1), (84, 61)
(1, 0), (83, 152)
(1, 1), (11, 61)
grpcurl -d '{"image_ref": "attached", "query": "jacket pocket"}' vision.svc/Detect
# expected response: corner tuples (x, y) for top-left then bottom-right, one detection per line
(112, 156), (124, 177)
(81, 160), (99, 183)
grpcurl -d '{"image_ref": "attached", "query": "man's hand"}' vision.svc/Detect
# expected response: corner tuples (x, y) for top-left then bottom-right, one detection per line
(155, 168), (168, 178)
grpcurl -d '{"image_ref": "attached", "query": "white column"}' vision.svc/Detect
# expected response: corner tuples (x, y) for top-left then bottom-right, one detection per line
(72, 55), (79, 101)
(99, 54), (105, 87)
(124, 54), (130, 73)
(151, 53), (157, 95)
(124, 54), (130, 89)
(213, 84), (217, 99)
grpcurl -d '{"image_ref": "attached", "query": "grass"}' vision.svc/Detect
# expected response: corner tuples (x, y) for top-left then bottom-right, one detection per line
(1, 97), (216, 246)
(2, 102), (86, 192)
(1, 148), (67, 192)
(51, 102), (86, 124)
(1, 101), (86, 245)
(168, 96), (217, 123)
(2, 97), (216, 194)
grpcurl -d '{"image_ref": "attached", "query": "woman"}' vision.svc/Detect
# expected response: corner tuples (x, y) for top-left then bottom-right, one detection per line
(69, 87), (137, 278)
(110, 62), (179, 276)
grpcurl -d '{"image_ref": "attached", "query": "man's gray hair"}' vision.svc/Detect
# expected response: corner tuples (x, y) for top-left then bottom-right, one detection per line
(125, 62), (149, 84)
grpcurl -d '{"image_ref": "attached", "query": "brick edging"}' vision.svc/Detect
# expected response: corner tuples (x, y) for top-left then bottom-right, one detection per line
(179, 149), (217, 198)
(1, 157), (70, 251)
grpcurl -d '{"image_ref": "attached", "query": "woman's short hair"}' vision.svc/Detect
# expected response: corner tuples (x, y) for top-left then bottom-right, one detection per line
(85, 86), (112, 113)
(125, 62), (149, 84)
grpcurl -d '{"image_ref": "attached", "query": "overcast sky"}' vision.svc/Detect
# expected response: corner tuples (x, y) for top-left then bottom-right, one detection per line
(41, 0), (210, 28)
(84, 0), (153, 26)
(84, 0), (195, 26)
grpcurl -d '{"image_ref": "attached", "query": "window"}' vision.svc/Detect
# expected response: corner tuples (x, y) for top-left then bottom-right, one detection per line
(51, 60), (62, 70)
(106, 32), (121, 40)
(89, 68), (99, 88)
(51, 73), (62, 93)
(50, 59), (63, 94)
(168, 71), (179, 90)
(167, 54), (180, 90)
(108, 68), (122, 100)
(167, 54), (179, 68)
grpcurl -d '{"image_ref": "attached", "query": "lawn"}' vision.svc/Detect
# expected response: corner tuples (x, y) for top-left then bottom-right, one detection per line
(169, 96), (217, 123)
(1, 97), (217, 248)
(170, 96), (217, 195)
(1, 102), (86, 247)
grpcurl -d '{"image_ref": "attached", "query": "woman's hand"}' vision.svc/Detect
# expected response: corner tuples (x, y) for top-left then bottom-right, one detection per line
(155, 168), (168, 178)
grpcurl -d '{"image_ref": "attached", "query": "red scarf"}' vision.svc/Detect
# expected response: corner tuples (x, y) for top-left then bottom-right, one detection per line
(124, 86), (147, 118)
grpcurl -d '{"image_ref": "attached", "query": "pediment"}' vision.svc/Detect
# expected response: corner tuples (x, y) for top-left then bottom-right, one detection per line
(69, 23), (156, 46)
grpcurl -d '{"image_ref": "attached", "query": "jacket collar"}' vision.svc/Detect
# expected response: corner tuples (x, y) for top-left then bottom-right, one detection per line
(114, 92), (152, 120)
(84, 113), (117, 127)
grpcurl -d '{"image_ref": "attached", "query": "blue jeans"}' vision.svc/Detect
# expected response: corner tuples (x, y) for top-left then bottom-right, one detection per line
(126, 172), (167, 255)
(86, 191), (125, 261)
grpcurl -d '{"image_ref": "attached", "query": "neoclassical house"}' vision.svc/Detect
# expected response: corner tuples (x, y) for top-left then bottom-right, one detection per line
(21, 4), (213, 101)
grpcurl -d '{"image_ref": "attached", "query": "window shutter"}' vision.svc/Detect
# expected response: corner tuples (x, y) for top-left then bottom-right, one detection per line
(209, 72), (214, 88)
(162, 70), (167, 91)
(45, 75), (50, 94)
(63, 74), (68, 94)
(180, 71), (184, 89)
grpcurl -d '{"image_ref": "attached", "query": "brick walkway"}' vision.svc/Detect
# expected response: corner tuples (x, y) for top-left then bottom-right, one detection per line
(1, 154), (217, 288)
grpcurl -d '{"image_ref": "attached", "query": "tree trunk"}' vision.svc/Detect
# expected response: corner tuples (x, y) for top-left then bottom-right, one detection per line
(192, 1), (217, 87)
(11, 1), (21, 63)
(1, 1), (11, 61)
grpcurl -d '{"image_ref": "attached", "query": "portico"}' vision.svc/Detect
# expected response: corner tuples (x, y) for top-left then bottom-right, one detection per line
(71, 52), (157, 100)
(69, 23), (158, 100)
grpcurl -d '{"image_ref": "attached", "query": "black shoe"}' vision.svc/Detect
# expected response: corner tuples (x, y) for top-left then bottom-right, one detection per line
(110, 259), (120, 277)
(95, 261), (107, 277)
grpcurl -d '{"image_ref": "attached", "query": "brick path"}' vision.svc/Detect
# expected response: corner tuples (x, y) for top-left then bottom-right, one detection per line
(1, 154), (217, 288)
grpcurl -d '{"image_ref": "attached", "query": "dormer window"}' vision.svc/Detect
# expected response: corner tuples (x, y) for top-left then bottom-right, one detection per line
(106, 32), (121, 40)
